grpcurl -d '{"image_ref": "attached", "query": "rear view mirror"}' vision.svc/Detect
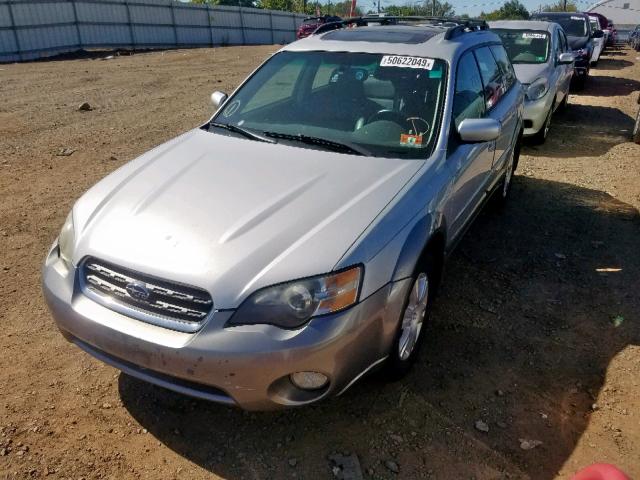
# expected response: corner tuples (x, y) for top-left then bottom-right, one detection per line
(592, 30), (604, 38)
(210, 91), (228, 110)
(558, 52), (574, 65)
(457, 118), (501, 143)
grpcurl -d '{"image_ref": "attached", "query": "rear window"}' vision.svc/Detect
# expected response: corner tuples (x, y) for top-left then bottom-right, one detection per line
(536, 15), (588, 37)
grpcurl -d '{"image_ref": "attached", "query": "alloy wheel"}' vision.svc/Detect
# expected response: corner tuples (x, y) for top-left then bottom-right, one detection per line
(398, 273), (429, 361)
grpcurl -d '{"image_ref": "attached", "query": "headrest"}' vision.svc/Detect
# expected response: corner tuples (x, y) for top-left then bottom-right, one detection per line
(328, 67), (369, 86)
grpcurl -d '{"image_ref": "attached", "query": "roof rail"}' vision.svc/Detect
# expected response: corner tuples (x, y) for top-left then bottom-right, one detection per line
(312, 15), (489, 40)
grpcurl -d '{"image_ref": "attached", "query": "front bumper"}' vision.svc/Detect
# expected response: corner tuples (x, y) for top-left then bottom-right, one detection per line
(522, 92), (554, 137)
(42, 247), (410, 410)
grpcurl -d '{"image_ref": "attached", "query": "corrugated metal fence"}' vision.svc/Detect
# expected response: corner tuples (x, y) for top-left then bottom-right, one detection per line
(0, 0), (307, 62)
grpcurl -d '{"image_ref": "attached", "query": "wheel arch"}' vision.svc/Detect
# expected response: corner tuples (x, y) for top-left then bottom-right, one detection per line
(392, 213), (447, 289)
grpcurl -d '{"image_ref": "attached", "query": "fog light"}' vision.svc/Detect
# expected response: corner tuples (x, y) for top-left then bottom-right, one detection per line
(290, 371), (328, 390)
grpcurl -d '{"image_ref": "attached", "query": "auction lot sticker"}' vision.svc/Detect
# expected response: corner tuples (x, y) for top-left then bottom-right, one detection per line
(522, 32), (546, 39)
(380, 55), (434, 70)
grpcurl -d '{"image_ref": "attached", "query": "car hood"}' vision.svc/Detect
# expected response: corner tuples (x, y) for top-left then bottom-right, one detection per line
(73, 129), (423, 308)
(568, 36), (589, 49)
(513, 63), (550, 85)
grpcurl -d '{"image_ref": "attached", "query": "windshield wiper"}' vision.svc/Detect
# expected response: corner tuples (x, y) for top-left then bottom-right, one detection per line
(263, 131), (371, 156)
(209, 122), (276, 144)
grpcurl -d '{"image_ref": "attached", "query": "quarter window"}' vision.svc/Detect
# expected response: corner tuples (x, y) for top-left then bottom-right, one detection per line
(453, 51), (485, 129)
(474, 46), (505, 110)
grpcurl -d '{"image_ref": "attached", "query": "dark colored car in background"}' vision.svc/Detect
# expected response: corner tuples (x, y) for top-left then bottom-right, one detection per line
(588, 11), (610, 45)
(296, 15), (342, 39)
(532, 12), (603, 89)
(629, 25), (640, 50)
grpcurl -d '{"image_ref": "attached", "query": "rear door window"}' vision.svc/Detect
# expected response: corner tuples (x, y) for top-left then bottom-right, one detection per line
(473, 46), (505, 110)
(490, 45), (516, 90)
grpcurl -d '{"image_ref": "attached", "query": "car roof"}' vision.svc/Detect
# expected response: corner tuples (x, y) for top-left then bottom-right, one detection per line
(489, 20), (557, 32)
(283, 24), (502, 59)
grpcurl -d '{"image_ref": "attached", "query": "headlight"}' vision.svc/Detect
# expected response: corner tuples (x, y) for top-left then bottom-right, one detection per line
(58, 212), (75, 266)
(525, 77), (549, 101)
(228, 265), (362, 329)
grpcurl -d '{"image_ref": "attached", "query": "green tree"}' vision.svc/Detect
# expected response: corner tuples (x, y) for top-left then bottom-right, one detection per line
(256, 0), (322, 13)
(322, 0), (364, 16)
(539, 0), (578, 11)
(192, 0), (258, 6)
(480, 0), (529, 20)
(383, 0), (455, 17)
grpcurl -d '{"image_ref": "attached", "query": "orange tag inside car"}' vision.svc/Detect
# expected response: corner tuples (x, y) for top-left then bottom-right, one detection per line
(400, 134), (423, 147)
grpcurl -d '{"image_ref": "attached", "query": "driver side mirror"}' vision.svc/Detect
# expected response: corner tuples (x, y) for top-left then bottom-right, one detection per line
(457, 118), (501, 143)
(211, 91), (228, 110)
(558, 52), (574, 65)
(592, 29), (604, 38)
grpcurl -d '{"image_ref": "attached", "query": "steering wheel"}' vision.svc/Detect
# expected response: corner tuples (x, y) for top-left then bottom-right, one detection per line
(366, 110), (431, 136)
(366, 109), (408, 126)
(406, 117), (430, 136)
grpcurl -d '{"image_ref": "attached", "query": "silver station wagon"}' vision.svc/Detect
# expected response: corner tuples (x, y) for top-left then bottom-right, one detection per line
(43, 17), (524, 410)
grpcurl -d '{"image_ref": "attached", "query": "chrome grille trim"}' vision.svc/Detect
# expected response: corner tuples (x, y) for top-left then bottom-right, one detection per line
(79, 258), (214, 333)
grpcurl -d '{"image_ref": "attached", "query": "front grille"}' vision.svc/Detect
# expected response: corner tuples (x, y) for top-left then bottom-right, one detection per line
(80, 257), (213, 333)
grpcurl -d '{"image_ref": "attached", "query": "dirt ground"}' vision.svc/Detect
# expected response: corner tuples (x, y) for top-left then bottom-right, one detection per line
(1, 43), (639, 480)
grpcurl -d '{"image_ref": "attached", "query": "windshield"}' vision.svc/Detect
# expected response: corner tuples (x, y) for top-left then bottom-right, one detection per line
(211, 51), (447, 159)
(540, 16), (587, 37)
(493, 29), (550, 64)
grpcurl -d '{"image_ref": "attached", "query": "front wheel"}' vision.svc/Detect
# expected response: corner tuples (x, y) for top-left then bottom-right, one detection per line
(558, 91), (569, 111)
(531, 105), (553, 145)
(385, 267), (434, 380)
(492, 136), (519, 210)
(573, 74), (587, 91)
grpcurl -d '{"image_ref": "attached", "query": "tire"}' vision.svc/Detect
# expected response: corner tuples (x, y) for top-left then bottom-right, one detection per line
(573, 73), (587, 91)
(558, 92), (569, 111)
(384, 254), (439, 380)
(633, 108), (640, 144)
(492, 135), (519, 209)
(531, 104), (553, 145)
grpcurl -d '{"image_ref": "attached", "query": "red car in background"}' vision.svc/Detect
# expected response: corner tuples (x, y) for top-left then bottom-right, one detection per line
(296, 15), (342, 39)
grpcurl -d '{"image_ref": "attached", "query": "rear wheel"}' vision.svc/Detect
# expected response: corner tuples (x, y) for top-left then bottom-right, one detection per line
(493, 140), (517, 209)
(633, 107), (640, 144)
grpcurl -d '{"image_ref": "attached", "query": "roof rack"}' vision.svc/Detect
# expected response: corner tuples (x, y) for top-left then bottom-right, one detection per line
(312, 16), (489, 40)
